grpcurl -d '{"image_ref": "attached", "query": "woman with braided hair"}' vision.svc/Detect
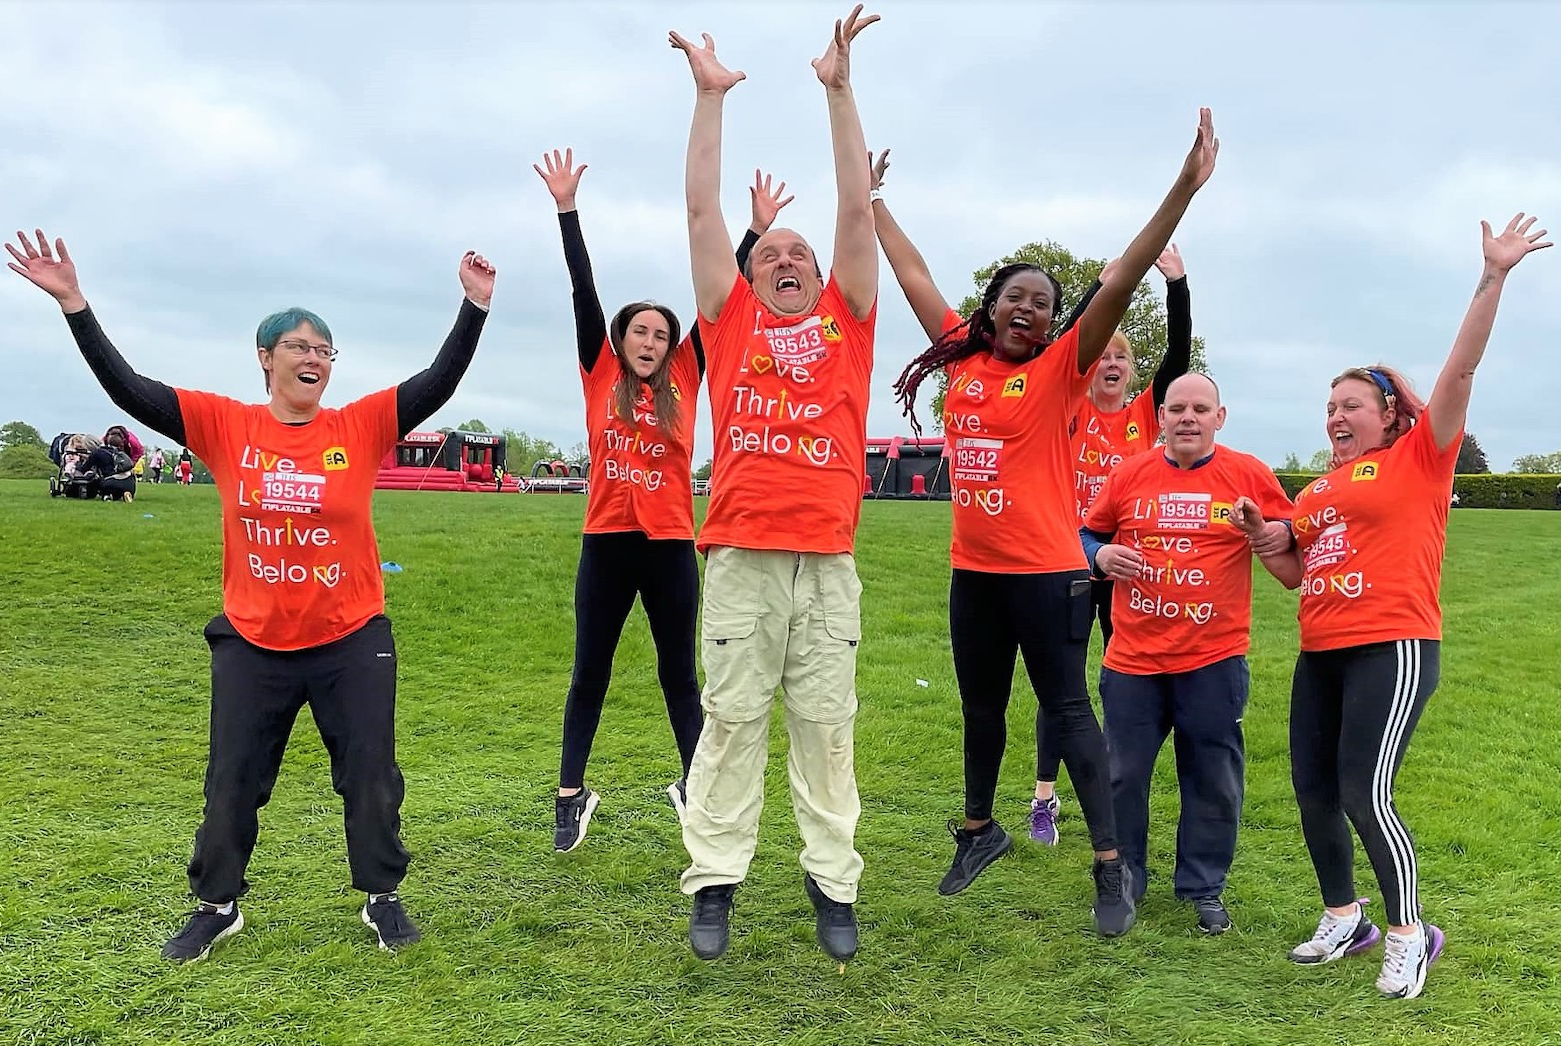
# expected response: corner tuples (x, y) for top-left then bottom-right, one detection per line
(870, 110), (1219, 936)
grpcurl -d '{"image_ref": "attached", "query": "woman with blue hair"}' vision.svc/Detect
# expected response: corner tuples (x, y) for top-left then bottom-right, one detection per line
(8, 228), (496, 961)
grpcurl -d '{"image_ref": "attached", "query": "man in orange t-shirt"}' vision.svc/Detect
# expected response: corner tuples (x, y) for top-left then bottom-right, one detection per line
(10, 226), (495, 961)
(669, 13), (878, 964)
(1082, 374), (1294, 935)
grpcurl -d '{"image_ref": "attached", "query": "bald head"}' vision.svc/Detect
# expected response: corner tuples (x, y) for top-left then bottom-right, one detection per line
(1165, 372), (1220, 405)
(1160, 372), (1226, 466)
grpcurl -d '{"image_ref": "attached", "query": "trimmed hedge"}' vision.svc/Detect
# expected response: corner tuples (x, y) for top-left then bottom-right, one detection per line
(1272, 471), (1561, 509)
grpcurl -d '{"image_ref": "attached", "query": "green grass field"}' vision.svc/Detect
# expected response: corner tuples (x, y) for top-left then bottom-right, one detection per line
(2, 477), (1559, 1046)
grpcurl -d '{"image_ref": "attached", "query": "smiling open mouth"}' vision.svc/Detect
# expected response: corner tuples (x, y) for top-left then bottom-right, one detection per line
(298, 372), (321, 385)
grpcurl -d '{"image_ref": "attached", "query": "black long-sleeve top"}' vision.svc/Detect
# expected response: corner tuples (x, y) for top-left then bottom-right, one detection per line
(557, 209), (762, 377)
(64, 300), (488, 442)
(1058, 275), (1192, 408)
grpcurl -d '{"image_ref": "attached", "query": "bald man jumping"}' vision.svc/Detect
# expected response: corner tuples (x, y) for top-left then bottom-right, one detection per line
(1078, 373), (1296, 935)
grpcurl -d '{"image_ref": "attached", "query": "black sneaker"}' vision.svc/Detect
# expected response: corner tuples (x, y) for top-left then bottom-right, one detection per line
(361, 893), (421, 951)
(667, 779), (688, 822)
(1194, 896), (1232, 935)
(937, 819), (1014, 896)
(804, 874), (858, 961)
(1092, 857), (1137, 937)
(554, 788), (600, 853)
(688, 884), (736, 960)
(161, 901), (243, 962)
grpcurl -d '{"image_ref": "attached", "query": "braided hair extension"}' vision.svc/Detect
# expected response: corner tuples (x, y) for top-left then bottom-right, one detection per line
(890, 263), (1064, 436)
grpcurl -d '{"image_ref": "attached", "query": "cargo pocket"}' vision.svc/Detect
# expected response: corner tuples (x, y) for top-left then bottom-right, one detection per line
(821, 554), (863, 647)
(700, 548), (768, 721)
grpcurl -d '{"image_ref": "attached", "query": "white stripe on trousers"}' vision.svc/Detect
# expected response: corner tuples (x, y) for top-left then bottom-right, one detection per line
(1370, 639), (1422, 927)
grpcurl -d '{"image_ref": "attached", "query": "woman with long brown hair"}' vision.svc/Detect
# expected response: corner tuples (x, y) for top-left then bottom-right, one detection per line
(534, 150), (790, 853)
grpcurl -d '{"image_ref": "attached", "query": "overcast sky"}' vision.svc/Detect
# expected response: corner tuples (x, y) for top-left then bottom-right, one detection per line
(3, 0), (1558, 470)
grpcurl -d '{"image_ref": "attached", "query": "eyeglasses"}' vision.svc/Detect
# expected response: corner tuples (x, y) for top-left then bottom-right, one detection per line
(273, 339), (339, 361)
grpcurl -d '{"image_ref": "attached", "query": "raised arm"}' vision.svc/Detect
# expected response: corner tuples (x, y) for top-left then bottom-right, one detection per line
(736, 168), (795, 274)
(1149, 244), (1193, 408)
(534, 149), (606, 371)
(396, 252), (495, 436)
(7, 230), (184, 442)
(1075, 109), (1218, 374)
(870, 149), (953, 340)
(814, 6), (880, 320)
(1427, 213), (1550, 450)
(670, 31), (745, 322)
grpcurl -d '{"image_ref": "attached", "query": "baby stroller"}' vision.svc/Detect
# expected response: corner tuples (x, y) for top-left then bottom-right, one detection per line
(49, 430), (138, 501)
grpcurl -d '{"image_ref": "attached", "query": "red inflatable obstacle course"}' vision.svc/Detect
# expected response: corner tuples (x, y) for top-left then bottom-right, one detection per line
(863, 436), (951, 500)
(375, 430), (521, 492)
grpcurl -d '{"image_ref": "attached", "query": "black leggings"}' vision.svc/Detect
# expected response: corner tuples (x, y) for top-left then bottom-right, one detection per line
(189, 614), (408, 903)
(560, 532), (703, 789)
(1036, 578), (1113, 783)
(949, 568), (1116, 852)
(1291, 639), (1440, 928)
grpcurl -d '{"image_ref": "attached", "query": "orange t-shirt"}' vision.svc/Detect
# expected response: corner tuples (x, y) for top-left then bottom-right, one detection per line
(1072, 390), (1160, 521)
(177, 387), (400, 651)
(1292, 418), (1460, 651)
(1084, 445), (1294, 675)
(940, 310), (1091, 573)
(698, 273), (875, 555)
(580, 336), (699, 540)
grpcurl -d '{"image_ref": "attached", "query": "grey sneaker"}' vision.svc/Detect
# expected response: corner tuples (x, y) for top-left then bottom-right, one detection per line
(1091, 857), (1136, 938)
(1193, 896), (1232, 935)
(361, 893), (421, 952)
(937, 819), (1014, 896)
(689, 884), (736, 960)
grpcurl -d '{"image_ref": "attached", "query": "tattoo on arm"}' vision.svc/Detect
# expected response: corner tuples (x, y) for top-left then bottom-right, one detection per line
(1474, 273), (1496, 298)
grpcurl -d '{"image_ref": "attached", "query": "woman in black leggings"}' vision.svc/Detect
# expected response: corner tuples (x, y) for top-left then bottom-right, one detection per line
(871, 110), (1219, 936)
(1242, 211), (1549, 999)
(535, 151), (790, 852)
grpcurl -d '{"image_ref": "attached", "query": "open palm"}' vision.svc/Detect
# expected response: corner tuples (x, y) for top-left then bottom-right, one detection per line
(1483, 213), (1551, 272)
(6, 229), (82, 304)
(1178, 108), (1219, 192)
(812, 5), (879, 89)
(534, 149), (587, 207)
(669, 31), (745, 94)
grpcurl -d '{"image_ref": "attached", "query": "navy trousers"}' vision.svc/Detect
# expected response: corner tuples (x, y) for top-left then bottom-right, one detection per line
(1101, 655), (1248, 901)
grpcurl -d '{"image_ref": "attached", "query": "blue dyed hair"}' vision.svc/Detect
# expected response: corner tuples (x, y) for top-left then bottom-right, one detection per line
(256, 307), (332, 393)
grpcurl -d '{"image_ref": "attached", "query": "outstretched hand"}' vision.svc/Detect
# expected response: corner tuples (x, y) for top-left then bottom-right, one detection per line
(869, 148), (890, 191)
(669, 31), (746, 94)
(1482, 212), (1551, 273)
(460, 251), (496, 309)
(1177, 108), (1219, 193)
(812, 5), (879, 89)
(749, 170), (795, 232)
(1154, 243), (1185, 281)
(534, 149), (587, 209)
(6, 229), (85, 311)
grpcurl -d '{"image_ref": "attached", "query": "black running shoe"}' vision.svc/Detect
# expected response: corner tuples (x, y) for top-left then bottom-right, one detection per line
(688, 884), (736, 960)
(161, 902), (243, 962)
(937, 819), (1014, 896)
(554, 788), (600, 853)
(1092, 857), (1137, 937)
(804, 874), (858, 961)
(361, 893), (421, 951)
(667, 779), (688, 822)
(1193, 895), (1232, 935)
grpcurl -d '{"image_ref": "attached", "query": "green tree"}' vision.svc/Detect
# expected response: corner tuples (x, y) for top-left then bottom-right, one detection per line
(926, 241), (1210, 428)
(1512, 451), (1561, 473)
(1456, 432), (1490, 474)
(500, 428), (565, 473)
(0, 443), (55, 478)
(565, 441), (590, 468)
(693, 458), (713, 481)
(0, 420), (45, 451)
(457, 418), (490, 433)
(1305, 450), (1333, 473)
(1278, 452), (1304, 472)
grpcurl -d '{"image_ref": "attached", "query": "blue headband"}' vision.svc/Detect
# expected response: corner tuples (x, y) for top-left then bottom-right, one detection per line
(1364, 368), (1397, 405)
